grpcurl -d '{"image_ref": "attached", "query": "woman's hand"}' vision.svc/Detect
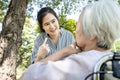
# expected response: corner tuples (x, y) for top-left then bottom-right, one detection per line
(65, 42), (82, 55)
(35, 38), (50, 62)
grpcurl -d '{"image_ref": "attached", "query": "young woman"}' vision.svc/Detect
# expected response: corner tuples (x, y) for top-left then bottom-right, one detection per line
(31, 7), (75, 63)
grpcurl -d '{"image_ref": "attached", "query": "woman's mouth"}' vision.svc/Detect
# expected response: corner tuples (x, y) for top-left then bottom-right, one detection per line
(50, 29), (56, 33)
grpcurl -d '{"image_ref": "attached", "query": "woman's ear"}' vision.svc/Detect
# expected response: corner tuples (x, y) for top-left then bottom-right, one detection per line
(90, 36), (96, 41)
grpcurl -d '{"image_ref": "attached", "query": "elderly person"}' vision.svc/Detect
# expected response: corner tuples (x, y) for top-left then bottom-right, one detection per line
(22, 0), (120, 80)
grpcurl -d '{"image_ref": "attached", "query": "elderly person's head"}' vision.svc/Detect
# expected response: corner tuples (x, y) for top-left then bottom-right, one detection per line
(76, 0), (120, 51)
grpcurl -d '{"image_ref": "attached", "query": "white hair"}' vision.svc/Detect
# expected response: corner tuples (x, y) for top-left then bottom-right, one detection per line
(81, 0), (120, 49)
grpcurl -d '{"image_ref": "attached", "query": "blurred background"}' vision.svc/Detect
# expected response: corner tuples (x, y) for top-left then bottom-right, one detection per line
(0, 0), (120, 79)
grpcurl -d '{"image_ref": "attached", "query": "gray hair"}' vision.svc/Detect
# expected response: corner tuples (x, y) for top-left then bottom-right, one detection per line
(81, 0), (120, 49)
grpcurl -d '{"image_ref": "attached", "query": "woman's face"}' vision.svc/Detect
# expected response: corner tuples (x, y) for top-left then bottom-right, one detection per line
(42, 13), (60, 36)
(76, 14), (96, 51)
(76, 15), (87, 51)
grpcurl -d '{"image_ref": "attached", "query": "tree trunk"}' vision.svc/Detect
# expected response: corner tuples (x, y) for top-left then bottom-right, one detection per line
(0, 0), (28, 80)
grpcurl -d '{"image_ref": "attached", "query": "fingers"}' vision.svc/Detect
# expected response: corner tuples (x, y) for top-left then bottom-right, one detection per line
(75, 42), (83, 51)
(43, 38), (48, 45)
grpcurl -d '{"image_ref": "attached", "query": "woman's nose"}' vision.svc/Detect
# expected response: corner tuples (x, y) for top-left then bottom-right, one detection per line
(49, 23), (54, 29)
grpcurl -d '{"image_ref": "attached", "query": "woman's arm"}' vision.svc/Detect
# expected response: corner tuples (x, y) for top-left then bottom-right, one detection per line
(36, 43), (81, 63)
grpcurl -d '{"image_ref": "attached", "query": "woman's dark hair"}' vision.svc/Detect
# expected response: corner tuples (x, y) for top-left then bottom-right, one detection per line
(37, 7), (59, 32)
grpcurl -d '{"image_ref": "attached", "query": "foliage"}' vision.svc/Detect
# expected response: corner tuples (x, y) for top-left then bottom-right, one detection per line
(111, 40), (120, 52)
(17, 18), (39, 79)
(33, 0), (81, 17)
(17, 18), (38, 69)
(0, 0), (34, 21)
(0, 0), (10, 22)
(59, 16), (76, 37)
(65, 19), (76, 37)
(118, 0), (120, 4)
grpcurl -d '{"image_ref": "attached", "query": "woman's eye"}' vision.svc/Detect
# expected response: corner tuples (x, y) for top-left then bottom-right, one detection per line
(44, 23), (49, 26)
(52, 20), (55, 23)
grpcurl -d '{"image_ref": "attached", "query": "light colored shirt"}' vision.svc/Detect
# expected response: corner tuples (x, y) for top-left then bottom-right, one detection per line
(31, 28), (75, 63)
(23, 50), (112, 80)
